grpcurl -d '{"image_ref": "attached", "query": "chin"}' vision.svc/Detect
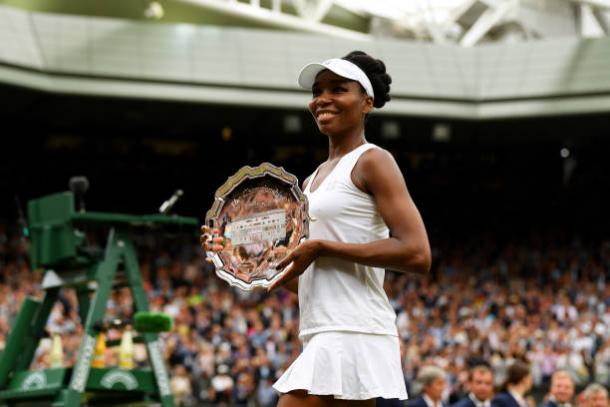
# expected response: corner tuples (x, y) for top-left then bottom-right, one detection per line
(317, 124), (333, 135)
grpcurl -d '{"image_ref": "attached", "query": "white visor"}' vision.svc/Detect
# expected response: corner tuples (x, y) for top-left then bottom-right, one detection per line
(298, 58), (375, 100)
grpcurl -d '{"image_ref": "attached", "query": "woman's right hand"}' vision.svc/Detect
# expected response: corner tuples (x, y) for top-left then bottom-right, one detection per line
(200, 225), (225, 262)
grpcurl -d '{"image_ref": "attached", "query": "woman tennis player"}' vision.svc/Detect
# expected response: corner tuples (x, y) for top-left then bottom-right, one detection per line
(203, 50), (431, 406)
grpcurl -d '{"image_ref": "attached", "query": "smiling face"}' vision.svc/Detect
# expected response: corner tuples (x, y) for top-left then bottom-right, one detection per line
(587, 392), (609, 407)
(469, 370), (494, 401)
(424, 377), (447, 402)
(550, 373), (574, 404)
(308, 69), (373, 137)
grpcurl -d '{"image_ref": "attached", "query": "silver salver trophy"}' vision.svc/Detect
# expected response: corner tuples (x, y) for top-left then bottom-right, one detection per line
(205, 163), (309, 290)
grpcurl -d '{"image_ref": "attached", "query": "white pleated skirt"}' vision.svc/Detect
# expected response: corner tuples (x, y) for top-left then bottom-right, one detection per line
(273, 331), (408, 400)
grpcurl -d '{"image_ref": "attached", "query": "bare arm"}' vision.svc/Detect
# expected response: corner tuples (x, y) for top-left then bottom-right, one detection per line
(282, 278), (298, 294)
(320, 148), (431, 274)
(269, 151), (430, 291)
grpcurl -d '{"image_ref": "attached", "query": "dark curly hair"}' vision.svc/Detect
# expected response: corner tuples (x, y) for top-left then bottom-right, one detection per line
(342, 50), (392, 109)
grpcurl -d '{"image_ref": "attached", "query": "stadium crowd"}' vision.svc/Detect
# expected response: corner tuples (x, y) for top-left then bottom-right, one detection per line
(1, 223), (609, 406)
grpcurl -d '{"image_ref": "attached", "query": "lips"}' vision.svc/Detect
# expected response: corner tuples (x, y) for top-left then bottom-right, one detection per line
(316, 111), (338, 122)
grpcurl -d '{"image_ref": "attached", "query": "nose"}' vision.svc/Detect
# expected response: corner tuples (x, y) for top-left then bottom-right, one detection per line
(314, 91), (331, 106)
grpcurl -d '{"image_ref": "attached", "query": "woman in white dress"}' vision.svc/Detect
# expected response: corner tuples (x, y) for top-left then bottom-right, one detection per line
(203, 50), (431, 406)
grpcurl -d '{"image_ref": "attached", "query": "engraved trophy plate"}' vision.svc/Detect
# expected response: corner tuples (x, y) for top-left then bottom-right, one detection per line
(205, 163), (309, 290)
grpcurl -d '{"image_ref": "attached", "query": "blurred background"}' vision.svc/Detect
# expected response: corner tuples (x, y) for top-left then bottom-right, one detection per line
(1, 0), (610, 406)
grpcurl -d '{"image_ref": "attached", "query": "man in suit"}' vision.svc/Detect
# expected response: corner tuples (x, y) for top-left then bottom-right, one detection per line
(491, 361), (532, 407)
(452, 365), (494, 407)
(541, 371), (575, 407)
(408, 366), (448, 407)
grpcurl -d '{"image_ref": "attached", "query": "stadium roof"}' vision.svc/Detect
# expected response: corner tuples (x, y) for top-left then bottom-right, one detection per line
(2, 0), (609, 45)
(2, 2), (610, 119)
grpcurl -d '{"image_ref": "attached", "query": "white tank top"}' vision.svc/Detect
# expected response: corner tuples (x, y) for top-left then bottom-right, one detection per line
(298, 143), (398, 338)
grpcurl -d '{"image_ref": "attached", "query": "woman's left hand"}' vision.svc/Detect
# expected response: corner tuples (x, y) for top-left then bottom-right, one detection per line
(268, 240), (322, 291)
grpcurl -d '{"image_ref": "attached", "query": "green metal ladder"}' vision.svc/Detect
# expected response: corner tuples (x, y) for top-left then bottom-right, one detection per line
(0, 192), (197, 406)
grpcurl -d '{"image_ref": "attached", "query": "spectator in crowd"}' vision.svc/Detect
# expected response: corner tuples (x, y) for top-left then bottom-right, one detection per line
(211, 364), (234, 405)
(452, 365), (495, 407)
(170, 364), (193, 406)
(233, 371), (256, 406)
(582, 384), (609, 407)
(542, 370), (575, 407)
(256, 378), (279, 407)
(1, 225), (610, 406)
(408, 366), (449, 407)
(492, 362), (533, 407)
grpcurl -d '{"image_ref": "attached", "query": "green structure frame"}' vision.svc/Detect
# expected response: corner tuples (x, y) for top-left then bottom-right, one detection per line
(0, 192), (197, 406)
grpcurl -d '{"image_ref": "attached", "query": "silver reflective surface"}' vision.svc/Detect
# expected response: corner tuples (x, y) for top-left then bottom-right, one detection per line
(205, 163), (309, 290)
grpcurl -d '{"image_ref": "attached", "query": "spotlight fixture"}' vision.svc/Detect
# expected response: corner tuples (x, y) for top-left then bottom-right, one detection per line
(283, 114), (302, 134)
(144, 2), (164, 19)
(381, 120), (400, 140)
(432, 123), (451, 142)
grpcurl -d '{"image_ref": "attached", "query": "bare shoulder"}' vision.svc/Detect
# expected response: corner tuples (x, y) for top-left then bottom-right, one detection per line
(302, 175), (312, 190)
(360, 146), (397, 169)
(357, 147), (402, 180)
(353, 147), (403, 193)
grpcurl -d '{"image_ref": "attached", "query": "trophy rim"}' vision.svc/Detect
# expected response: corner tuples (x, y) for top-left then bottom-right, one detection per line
(204, 162), (309, 291)
(208, 250), (290, 290)
(204, 162), (304, 225)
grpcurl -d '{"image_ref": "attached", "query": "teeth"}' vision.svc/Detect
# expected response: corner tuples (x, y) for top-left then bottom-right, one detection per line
(318, 112), (335, 120)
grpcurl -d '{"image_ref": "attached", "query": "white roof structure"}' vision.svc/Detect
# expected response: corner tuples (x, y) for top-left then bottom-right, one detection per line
(2, 2), (610, 119)
(1, 2), (610, 119)
(177, 0), (610, 45)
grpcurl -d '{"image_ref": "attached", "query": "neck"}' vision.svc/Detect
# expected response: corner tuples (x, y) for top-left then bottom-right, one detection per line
(471, 394), (488, 402)
(327, 131), (366, 160)
(508, 384), (525, 397)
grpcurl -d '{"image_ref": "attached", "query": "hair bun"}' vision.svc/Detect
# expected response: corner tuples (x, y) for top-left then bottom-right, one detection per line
(342, 50), (392, 109)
